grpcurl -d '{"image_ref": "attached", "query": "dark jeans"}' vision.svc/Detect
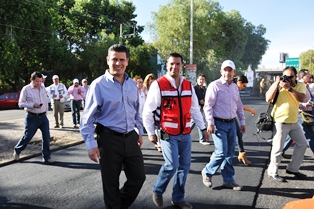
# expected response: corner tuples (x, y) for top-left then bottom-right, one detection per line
(14, 112), (51, 160)
(97, 128), (145, 209)
(71, 100), (81, 125)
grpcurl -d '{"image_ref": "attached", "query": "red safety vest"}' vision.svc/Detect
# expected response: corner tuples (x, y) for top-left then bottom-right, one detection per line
(157, 76), (192, 135)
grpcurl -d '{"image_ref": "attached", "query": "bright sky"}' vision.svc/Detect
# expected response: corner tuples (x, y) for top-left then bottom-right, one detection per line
(130, 0), (314, 69)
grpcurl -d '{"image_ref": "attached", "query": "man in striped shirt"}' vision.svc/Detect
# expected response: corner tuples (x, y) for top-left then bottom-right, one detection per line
(201, 60), (245, 191)
(13, 71), (53, 164)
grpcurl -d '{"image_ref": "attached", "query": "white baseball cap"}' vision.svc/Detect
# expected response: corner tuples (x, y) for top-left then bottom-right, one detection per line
(221, 60), (236, 71)
(52, 75), (59, 79)
(73, 78), (79, 84)
(42, 74), (47, 79)
(82, 79), (87, 83)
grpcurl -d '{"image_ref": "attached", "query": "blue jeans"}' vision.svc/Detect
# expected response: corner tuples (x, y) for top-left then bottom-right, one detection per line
(14, 113), (51, 160)
(203, 120), (236, 184)
(303, 123), (314, 154)
(71, 100), (81, 125)
(235, 119), (244, 152)
(153, 134), (191, 203)
(190, 108), (206, 142)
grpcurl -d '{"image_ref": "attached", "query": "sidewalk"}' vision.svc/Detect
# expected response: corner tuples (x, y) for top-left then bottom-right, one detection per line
(0, 111), (84, 167)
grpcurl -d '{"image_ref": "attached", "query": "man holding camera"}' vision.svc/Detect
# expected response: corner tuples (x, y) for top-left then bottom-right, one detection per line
(266, 66), (308, 182)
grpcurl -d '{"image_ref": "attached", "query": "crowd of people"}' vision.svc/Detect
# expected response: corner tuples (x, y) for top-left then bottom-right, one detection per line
(12, 44), (314, 209)
(13, 73), (89, 164)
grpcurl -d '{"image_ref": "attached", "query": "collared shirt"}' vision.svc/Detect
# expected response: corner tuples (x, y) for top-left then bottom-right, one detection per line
(142, 73), (206, 136)
(272, 82), (306, 123)
(204, 77), (245, 126)
(138, 88), (146, 115)
(67, 85), (85, 100)
(19, 83), (48, 113)
(47, 83), (68, 99)
(299, 84), (313, 112)
(194, 84), (206, 107)
(82, 85), (90, 99)
(80, 70), (143, 150)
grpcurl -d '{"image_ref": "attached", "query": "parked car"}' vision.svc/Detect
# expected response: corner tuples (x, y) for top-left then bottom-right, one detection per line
(0, 92), (20, 109)
(48, 95), (71, 112)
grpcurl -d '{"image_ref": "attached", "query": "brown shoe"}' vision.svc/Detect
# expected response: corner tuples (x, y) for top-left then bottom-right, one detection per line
(152, 192), (163, 207)
(238, 152), (252, 165)
(171, 201), (193, 209)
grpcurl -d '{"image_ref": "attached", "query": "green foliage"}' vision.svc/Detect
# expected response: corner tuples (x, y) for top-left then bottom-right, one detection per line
(300, 50), (314, 74)
(148, 0), (269, 82)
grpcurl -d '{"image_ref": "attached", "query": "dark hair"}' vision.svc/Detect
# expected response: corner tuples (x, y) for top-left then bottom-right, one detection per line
(233, 74), (248, 84)
(167, 53), (183, 64)
(283, 66), (297, 76)
(108, 44), (129, 58)
(298, 68), (309, 79)
(31, 71), (43, 80)
(197, 74), (206, 80)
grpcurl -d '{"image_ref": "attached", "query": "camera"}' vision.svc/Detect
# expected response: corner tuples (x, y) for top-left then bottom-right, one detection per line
(280, 75), (293, 83)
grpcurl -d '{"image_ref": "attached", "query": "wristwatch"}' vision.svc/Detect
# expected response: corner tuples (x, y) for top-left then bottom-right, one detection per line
(288, 87), (293, 92)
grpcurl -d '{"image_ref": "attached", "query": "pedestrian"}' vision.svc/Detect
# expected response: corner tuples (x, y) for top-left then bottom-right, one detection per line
(201, 60), (245, 191)
(80, 44), (145, 209)
(68, 78), (85, 128)
(133, 76), (145, 115)
(47, 75), (68, 128)
(234, 75), (256, 165)
(41, 74), (47, 88)
(143, 73), (156, 97)
(81, 78), (89, 109)
(142, 53), (209, 209)
(266, 66), (308, 182)
(281, 69), (314, 157)
(260, 78), (265, 97)
(13, 72), (53, 164)
(191, 74), (210, 145)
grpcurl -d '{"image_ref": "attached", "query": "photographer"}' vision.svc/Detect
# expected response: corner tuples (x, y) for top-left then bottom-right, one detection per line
(265, 66), (308, 182)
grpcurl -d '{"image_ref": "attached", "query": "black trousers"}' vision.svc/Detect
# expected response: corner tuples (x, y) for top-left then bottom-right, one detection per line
(97, 129), (146, 209)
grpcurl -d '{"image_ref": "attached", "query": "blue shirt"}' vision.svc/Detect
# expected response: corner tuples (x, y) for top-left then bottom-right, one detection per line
(80, 70), (143, 150)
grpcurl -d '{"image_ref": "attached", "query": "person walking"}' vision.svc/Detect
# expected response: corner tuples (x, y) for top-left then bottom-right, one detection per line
(81, 78), (89, 109)
(68, 78), (85, 128)
(13, 72), (53, 164)
(201, 60), (245, 191)
(234, 75), (255, 165)
(47, 75), (68, 128)
(142, 53), (209, 209)
(191, 74), (210, 145)
(80, 44), (145, 209)
(266, 66), (308, 182)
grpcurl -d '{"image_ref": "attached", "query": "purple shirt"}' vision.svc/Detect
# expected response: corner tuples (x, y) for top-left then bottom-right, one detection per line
(67, 85), (85, 100)
(204, 77), (245, 126)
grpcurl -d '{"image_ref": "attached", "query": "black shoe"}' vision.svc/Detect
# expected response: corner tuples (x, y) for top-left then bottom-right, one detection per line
(286, 170), (307, 179)
(269, 175), (286, 182)
(281, 154), (291, 159)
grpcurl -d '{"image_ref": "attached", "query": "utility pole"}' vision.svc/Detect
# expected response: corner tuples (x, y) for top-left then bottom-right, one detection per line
(190, 0), (193, 65)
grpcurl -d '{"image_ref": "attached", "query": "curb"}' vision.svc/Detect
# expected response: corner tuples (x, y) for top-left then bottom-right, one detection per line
(0, 140), (85, 168)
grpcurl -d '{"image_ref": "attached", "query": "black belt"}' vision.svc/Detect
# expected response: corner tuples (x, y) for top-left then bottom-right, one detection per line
(214, 117), (235, 123)
(28, 112), (46, 116)
(54, 99), (60, 101)
(101, 126), (134, 137)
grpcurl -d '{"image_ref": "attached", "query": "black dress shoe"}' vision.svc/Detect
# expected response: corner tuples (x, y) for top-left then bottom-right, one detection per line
(286, 170), (307, 179)
(269, 175), (286, 182)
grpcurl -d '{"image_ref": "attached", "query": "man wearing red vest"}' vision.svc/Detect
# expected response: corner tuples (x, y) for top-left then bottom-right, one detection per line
(142, 53), (209, 209)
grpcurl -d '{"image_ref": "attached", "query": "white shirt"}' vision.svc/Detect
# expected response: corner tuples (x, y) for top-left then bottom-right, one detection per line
(138, 88), (146, 116)
(309, 83), (314, 95)
(142, 74), (206, 136)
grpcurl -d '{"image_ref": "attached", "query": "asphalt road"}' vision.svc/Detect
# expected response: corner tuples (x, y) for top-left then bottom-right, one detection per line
(0, 98), (313, 209)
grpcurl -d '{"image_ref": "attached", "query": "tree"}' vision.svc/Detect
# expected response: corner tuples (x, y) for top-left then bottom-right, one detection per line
(300, 50), (314, 74)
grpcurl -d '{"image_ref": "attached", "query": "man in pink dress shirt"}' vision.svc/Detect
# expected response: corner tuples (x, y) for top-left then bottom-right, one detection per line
(68, 78), (85, 128)
(201, 60), (246, 191)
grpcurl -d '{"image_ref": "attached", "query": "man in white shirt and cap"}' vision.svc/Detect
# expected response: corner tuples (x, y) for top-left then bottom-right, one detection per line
(47, 75), (68, 128)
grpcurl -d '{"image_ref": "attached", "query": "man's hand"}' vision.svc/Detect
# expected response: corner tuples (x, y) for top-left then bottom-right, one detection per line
(137, 135), (143, 147)
(88, 147), (101, 163)
(240, 125), (246, 133)
(148, 135), (157, 144)
(207, 125), (215, 134)
(202, 130), (210, 141)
